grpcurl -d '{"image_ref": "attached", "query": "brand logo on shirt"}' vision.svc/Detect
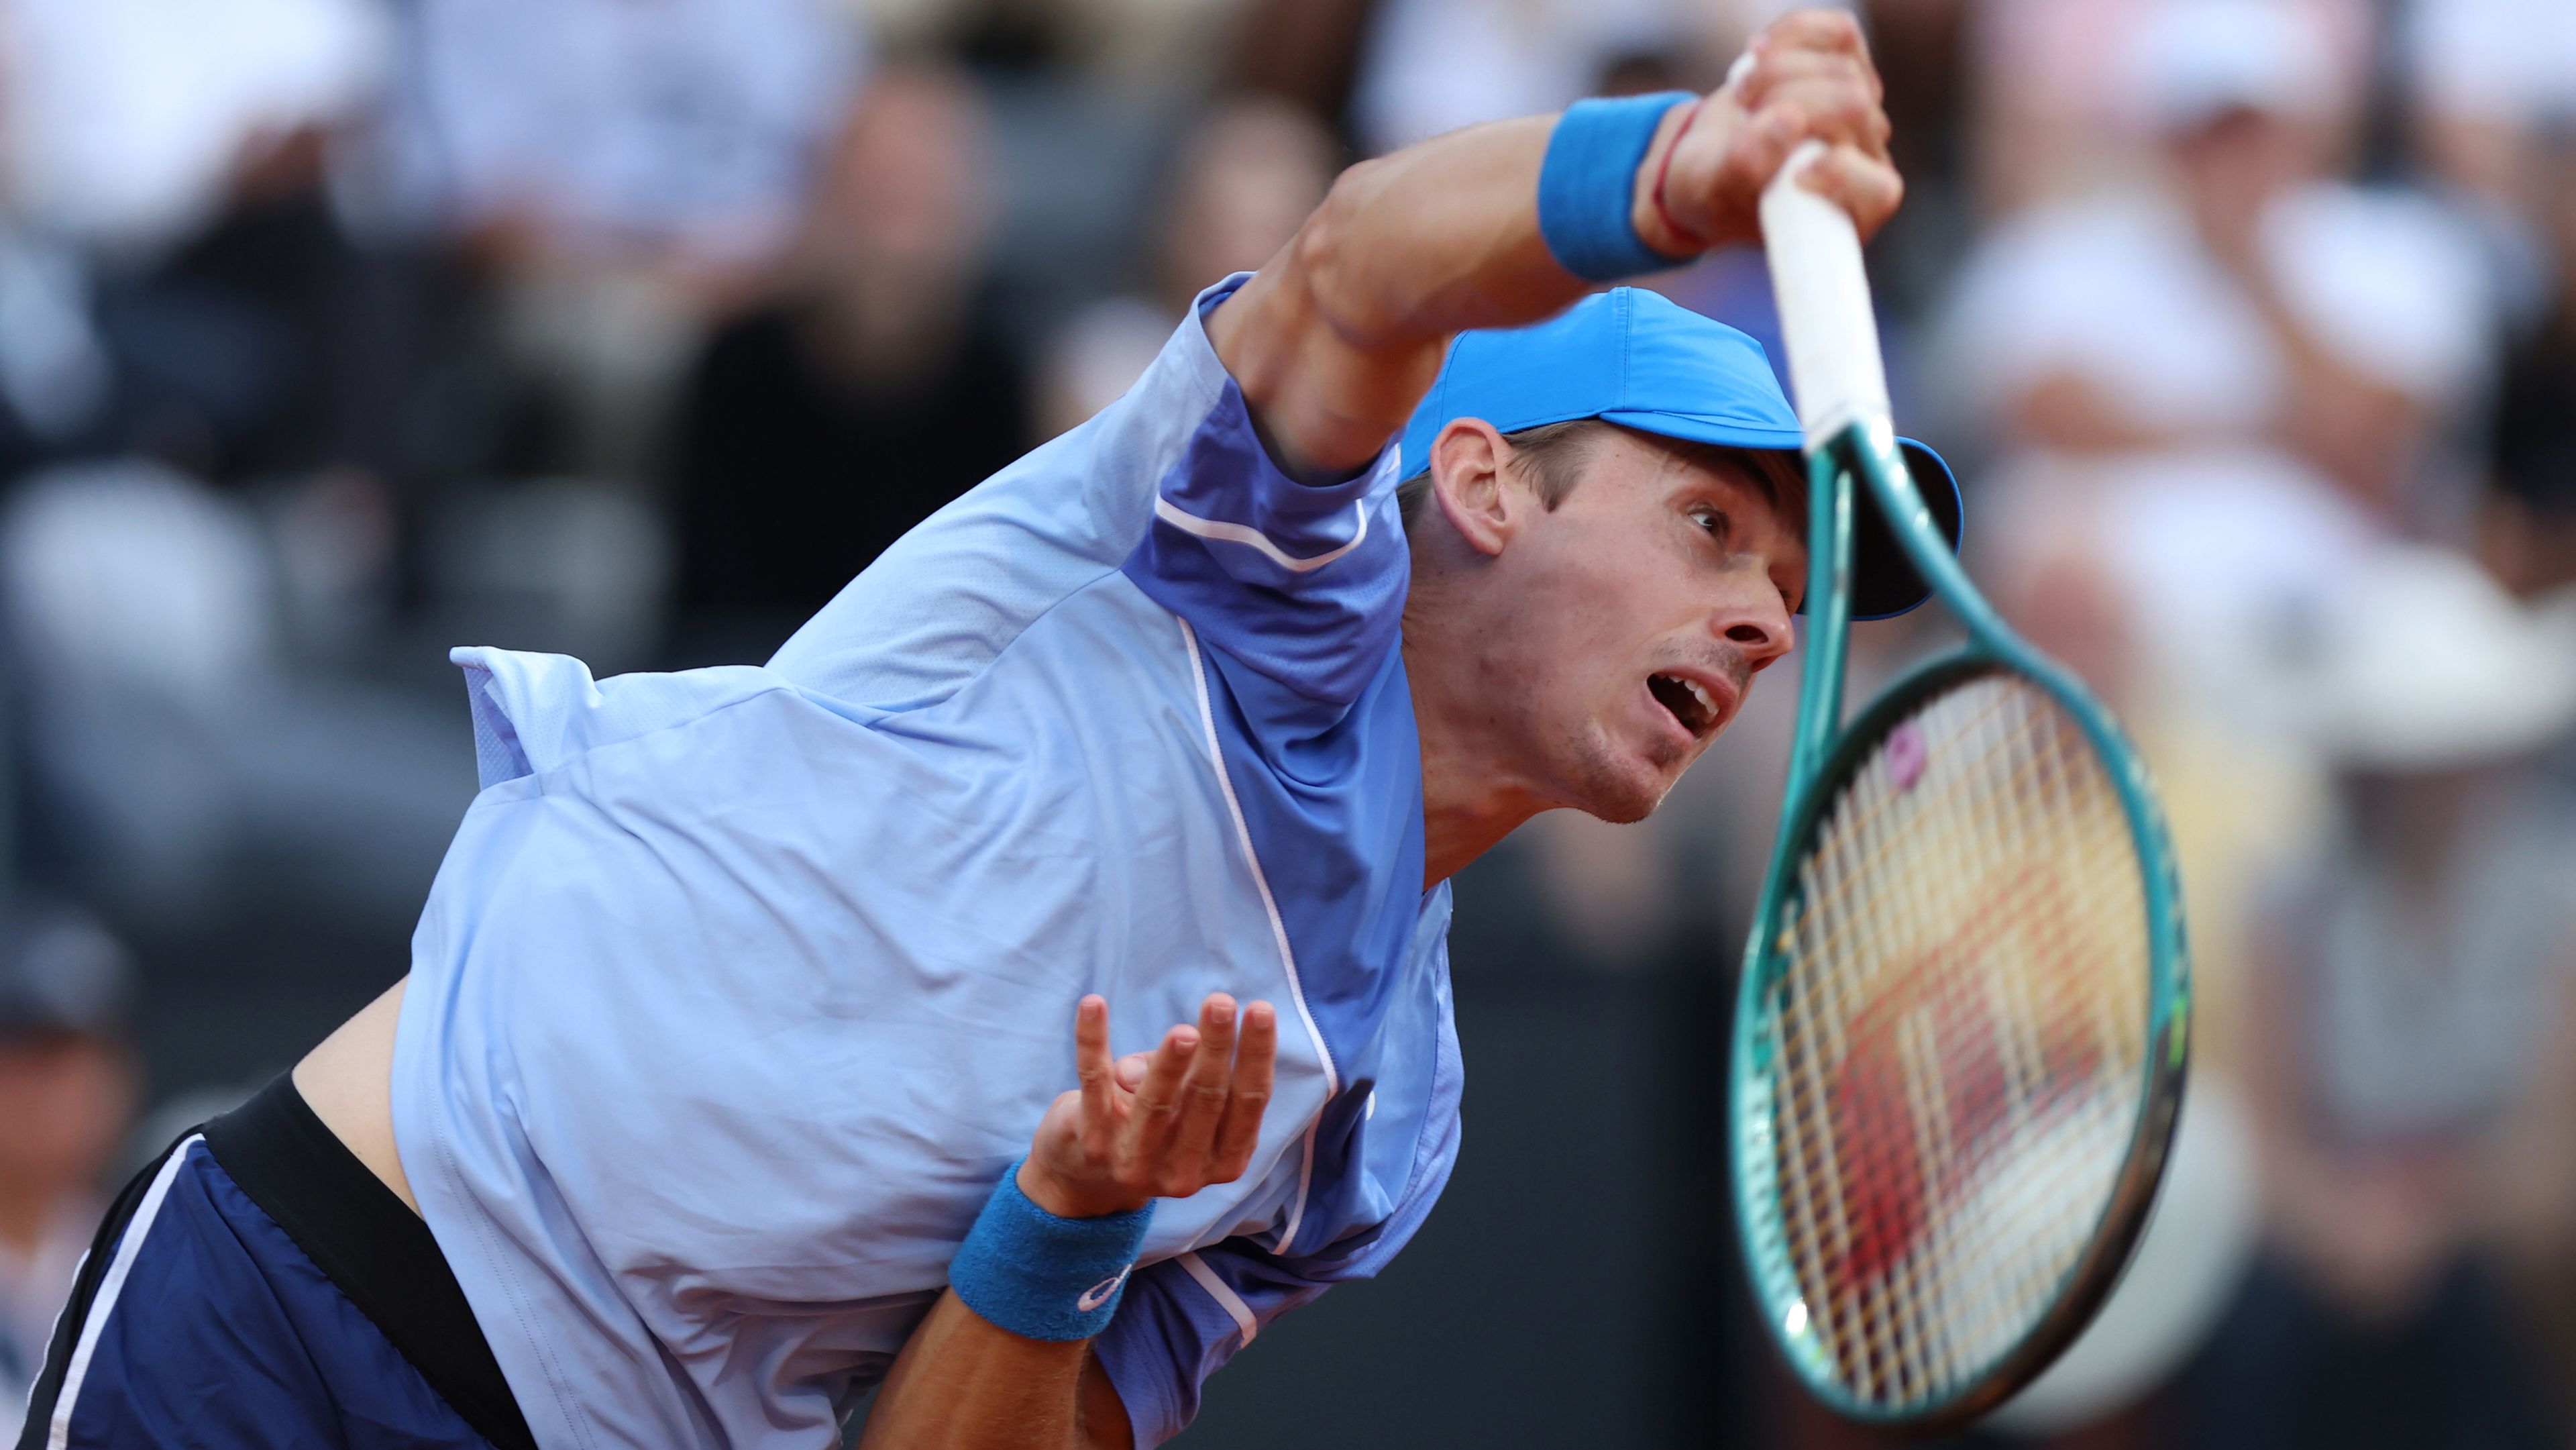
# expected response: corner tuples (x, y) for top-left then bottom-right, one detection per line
(1076, 1263), (1134, 1312)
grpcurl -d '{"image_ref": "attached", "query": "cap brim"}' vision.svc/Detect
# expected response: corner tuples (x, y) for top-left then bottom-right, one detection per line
(1597, 411), (1962, 621)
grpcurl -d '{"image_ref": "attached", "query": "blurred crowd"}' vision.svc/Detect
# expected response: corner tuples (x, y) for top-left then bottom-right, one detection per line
(3, 0), (2575, 1445)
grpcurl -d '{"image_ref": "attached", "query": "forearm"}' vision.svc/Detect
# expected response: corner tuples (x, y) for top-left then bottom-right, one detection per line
(859, 1290), (1132, 1450)
(1207, 117), (1585, 478)
(1212, 103), (1715, 478)
(1207, 9), (1899, 480)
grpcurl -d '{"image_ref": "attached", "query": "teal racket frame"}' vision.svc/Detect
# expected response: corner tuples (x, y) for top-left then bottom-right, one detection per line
(1727, 419), (2193, 1433)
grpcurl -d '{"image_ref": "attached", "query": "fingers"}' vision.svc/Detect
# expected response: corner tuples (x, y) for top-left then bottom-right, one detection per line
(1756, 5), (1870, 63)
(1801, 144), (1905, 240)
(1167, 995), (1239, 1171)
(1210, 1001), (1278, 1182)
(1119, 1018), (1201, 1179)
(1737, 41), (1882, 115)
(1734, 49), (1890, 162)
(1073, 994), (1116, 1156)
(1707, 102), (1804, 213)
(1659, 7), (1898, 250)
(1029, 990), (1282, 1219)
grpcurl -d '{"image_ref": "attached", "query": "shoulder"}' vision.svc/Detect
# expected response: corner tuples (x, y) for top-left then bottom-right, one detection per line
(1120, 283), (1409, 709)
(769, 274), (1407, 713)
(761, 291), (1244, 709)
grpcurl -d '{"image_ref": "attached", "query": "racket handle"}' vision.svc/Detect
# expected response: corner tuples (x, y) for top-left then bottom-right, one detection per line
(1759, 140), (1892, 448)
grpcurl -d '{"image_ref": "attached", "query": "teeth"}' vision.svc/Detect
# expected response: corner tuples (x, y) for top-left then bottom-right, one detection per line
(1685, 679), (1717, 719)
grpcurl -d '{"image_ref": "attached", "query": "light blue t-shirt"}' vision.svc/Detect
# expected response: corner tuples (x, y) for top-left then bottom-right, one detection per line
(390, 276), (1462, 1449)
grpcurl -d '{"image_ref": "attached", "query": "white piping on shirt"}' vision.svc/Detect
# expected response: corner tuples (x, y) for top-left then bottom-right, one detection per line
(1177, 614), (1337, 1255)
(1177, 1251), (1260, 1349)
(50, 1134), (202, 1450)
(1153, 497), (1368, 574)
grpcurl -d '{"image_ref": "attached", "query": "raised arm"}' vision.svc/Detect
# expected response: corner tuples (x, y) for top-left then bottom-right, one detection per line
(1208, 7), (1902, 481)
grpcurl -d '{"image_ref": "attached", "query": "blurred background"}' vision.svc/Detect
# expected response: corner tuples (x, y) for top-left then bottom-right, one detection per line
(3, 0), (2576, 1444)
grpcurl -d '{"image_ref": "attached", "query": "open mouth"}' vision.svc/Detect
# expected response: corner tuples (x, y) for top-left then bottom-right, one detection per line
(1648, 672), (1721, 739)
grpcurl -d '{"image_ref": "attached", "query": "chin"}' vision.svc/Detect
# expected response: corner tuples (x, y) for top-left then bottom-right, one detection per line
(1562, 739), (1674, 825)
(1582, 792), (1660, 825)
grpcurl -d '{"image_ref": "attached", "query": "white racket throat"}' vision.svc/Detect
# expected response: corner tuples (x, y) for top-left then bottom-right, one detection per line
(1759, 139), (1894, 449)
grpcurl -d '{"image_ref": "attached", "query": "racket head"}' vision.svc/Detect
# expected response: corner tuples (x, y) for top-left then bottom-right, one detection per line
(1729, 645), (2190, 1433)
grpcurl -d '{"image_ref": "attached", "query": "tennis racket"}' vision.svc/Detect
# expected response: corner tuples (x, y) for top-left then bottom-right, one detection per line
(1728, 142), (2192, 1434)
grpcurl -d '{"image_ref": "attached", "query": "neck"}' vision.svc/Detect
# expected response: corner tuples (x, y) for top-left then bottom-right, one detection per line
(1404, 601), (1552, 890)
(1417, 749), (1541, 891)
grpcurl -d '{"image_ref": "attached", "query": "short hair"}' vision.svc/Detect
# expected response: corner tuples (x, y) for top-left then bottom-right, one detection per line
(1396, 419), (1807, 534)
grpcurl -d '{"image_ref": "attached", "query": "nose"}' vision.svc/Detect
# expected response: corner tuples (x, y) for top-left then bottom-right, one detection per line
(1713, 584), (1794, 674)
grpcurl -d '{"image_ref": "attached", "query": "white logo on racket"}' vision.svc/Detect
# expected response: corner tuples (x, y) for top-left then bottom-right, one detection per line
(1077, 1263), (1134, 1312)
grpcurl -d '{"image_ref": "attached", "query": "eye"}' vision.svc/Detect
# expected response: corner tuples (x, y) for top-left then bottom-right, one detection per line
(1687, 505), (1729, 542)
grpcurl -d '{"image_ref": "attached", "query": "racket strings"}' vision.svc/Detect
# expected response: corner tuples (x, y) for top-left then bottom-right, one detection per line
(1782, 735), (2106, 1399)
(1823, 705), (2136, 1394)
(1800, 692), (2138, 1397)
(1762, 673), (2148, 1409)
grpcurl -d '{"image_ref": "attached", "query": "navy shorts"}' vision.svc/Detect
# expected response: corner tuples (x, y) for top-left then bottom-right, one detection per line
(16, 1078), (535, 1450)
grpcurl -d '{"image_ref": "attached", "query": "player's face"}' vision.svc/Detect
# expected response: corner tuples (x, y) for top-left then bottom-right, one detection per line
(1499, 431), (1805, 822)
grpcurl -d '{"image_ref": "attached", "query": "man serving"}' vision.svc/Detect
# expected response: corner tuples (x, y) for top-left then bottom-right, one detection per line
(23, 12), (1961, 1449)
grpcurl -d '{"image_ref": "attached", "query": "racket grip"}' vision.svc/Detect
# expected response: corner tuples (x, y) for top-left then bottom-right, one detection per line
(1759, 140), (1892, 448)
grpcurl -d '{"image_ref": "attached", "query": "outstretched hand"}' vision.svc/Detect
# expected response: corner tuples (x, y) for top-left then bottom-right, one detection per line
(1638, 7), (1902, 255)
(1017, 993), (1279, 1220)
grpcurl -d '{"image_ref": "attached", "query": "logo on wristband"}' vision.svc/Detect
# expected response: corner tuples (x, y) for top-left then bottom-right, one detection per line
(1076, 1263), (1134, 1312)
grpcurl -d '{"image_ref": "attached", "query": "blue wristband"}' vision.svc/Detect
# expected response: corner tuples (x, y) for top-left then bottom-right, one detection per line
(1536, 91), (1700, 282)
(947, 1163), (1155, 1341)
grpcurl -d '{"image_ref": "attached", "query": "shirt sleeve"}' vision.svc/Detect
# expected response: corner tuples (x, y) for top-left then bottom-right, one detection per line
(1087, 1242), (1331, 1446)
(1090, 980), (1463, 1447)
(1116, 304), (1409, 711)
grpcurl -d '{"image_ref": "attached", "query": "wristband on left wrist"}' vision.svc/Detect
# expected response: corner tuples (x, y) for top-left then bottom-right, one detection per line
(947, 1160), (1155, 1343)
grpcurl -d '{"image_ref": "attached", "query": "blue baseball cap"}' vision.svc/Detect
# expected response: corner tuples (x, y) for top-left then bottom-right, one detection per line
(1397, 287), (1963, 620)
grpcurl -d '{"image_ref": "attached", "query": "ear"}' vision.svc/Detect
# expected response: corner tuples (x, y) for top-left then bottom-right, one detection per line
(1426, 419), (1525, 559)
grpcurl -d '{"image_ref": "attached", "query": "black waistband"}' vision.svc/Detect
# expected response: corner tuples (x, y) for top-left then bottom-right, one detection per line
(203, 1074), (539, 1450)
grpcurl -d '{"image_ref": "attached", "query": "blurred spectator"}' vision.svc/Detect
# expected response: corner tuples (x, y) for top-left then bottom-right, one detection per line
(97, 130), (481, 526)
(1943, 0), (2488, 519)
(852, 0), (1247, 87)
(2485, 122), (2576, 601)
(374, 0), (865, 480)
(0, 231), (110, 476)
(2192, 546), (2576, 1449)
(1347, 0), (1730, 156)
(1037, 95), (1335, 437)
(0, 0), (402, 488)
(382, 0), (859, 272)
(2407, 0), (2576, 320)
(1223, 0), (1377, 139)
(0, 0), (387, 251)
(1965, 0), (2155, 219)
(0, 458), (474, 924)
(1966, 0), (2369, 219)
(666, 64), (1033, 665)
(0, 902), (138, 1441)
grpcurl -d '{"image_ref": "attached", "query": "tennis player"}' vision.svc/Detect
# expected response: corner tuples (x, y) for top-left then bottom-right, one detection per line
(21, 11), (1961, 1449)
